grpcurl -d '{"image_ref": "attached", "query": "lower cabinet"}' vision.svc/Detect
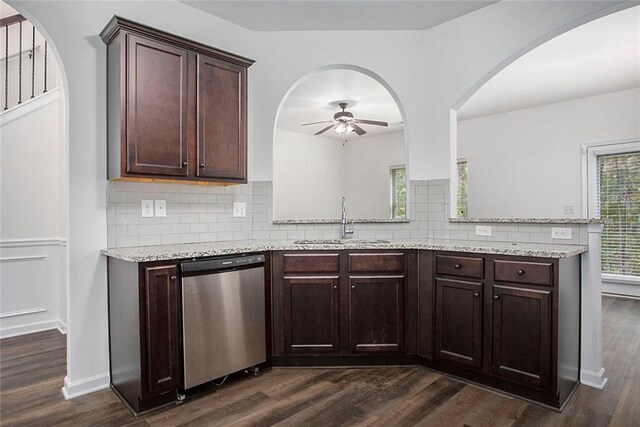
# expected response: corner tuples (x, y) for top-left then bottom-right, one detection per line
(349, 276), (404, 353)
(426, 251), (580, 409)
(284, 276), (340, 353)
(108, 259), (180, 414)
(491, 284), (552, 389)
(434, 277), (482, 369)
(273, 250), (409, 359)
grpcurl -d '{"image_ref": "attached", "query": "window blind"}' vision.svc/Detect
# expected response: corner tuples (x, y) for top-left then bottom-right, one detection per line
(390, 166), (406, 219)
(597, 152), (640, 277)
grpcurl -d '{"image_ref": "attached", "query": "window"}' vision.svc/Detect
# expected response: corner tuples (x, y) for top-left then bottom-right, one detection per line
(456, 159), (468, 219)
(390, 166), (406, 219)
(598, 152), (640, 278)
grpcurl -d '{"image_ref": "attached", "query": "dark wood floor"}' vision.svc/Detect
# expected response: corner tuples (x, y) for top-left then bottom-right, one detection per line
(1, 296), (638, 426)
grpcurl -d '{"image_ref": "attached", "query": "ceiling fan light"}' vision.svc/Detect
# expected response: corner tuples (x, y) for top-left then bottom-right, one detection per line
(346, 124), (355, 134)
(334, 122), (347, 134)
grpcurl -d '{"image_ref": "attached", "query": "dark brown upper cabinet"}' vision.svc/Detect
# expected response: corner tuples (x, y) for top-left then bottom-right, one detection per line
(100, 16), (254, 184)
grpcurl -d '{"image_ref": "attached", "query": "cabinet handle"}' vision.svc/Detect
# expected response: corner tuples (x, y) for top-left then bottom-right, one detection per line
(454, 264), (462, 269)
(493, 295), (500, 300)
(351, 285), (356, 289)
(517, 269), (525, 276)
(170, 275), (177, 281)
(199, 163), (205, 169)
(333, 285), (338, 289)
(182, 162), (188, 167)
(474, 292), (480, 298)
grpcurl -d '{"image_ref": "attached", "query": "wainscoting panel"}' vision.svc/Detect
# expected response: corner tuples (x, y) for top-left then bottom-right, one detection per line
(0, 239), (66, 338)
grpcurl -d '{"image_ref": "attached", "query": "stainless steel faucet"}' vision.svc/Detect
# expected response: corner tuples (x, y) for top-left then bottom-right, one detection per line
(341, 196), (354, 239)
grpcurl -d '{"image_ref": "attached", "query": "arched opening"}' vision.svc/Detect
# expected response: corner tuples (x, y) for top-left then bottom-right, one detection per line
(272, 64), (408, 222)
(0, 0), (70, 391)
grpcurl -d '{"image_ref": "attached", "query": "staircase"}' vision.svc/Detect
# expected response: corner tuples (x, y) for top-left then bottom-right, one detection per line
(0, 13), (58, 112)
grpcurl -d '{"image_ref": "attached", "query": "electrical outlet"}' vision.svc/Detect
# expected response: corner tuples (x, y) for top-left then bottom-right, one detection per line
(232, 202), (247, 218)
(476, 225), (492, 237)
(155, 200), (167, 217)
(141, 200), (154, 217)
(551, 227), (572, 240)
(563, 205), (575, 215)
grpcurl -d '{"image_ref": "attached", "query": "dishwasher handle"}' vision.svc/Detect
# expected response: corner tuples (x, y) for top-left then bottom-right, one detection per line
(181, 254), (265, 275)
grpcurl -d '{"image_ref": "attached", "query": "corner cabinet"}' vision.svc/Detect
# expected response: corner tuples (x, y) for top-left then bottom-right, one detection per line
(107, 258), (181, 415)
(100, 16), (253, 184)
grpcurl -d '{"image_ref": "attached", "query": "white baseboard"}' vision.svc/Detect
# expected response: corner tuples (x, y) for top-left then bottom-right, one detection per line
(62, 373), (110, 399)
(580, 367), (608, 389)
(0, 319), (65, 339)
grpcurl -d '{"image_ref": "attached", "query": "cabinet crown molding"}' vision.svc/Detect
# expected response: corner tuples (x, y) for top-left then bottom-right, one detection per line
(99, 15), (255, 68)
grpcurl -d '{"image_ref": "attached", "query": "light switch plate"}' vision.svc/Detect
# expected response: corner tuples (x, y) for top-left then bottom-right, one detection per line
(563, 205), (575, 215)
(476, 225), (492, 237)
(141, 200), (154, 218)
(551, 227), (572, 240)
(232, 202), (247, 218)
(155, 200), (167, 217)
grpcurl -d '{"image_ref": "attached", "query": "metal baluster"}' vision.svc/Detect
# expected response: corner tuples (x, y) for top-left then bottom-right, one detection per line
(18, 21), (22, 104)
(43, 40), (47, 93)
(4, 25), (8, 110)
(31, 26), (35, 99)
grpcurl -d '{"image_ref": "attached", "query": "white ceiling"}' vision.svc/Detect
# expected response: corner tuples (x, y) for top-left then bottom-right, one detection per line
(182, 0), (496, 31)
(276, 69), (403, 141)
(458, 5), (640, 120)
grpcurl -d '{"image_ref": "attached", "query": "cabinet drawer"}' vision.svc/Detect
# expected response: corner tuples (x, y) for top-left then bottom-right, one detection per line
(436, 255), (484, 279)
(494, 260), (553, 286)
(283, 253), (340, 274)
(348, 253), (404, 273)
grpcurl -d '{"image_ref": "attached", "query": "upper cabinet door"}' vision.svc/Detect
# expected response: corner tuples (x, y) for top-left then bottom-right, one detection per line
(126, 35), (189, 176)
(197, 55), (247, 182)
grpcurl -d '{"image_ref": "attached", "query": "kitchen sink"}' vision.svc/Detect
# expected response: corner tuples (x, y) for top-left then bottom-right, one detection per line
(293, 239), (391, 245)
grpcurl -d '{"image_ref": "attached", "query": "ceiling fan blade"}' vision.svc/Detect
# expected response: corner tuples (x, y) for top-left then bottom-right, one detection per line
(355, 119), (388, 127)
(315, 124), (335, 135)
(351, 123), (366, 136)
(301, 120), (333, 126)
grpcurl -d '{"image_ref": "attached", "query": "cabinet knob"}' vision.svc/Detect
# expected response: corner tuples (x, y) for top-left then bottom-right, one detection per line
(454, 264), (461, 269)
(182, 162), (188, 167)
(170, 275), (177, 281)
(517, 269), (525, 276)
(474, 292), (480, 298)
(199, 163), (205, 169)
(333, 285), (338, 289)
(493, 295), (500, 300)
(351, 285), (356, 289)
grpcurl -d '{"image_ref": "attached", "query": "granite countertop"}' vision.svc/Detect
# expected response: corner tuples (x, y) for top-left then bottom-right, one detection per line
(449, 218), (604, 224)
(101, 239), (588, 263)
(273, 218), (410, 224)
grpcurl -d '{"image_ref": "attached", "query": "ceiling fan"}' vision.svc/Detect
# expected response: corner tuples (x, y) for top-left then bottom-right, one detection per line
(301, 102), (388, 137)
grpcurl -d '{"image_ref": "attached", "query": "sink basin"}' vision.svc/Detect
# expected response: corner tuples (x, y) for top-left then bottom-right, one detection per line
(293, 239), (391, 245)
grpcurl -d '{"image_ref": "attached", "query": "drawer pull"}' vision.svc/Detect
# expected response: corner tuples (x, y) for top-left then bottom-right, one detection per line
(474, 292), (480, 298)
(182, 162), (188, 167)
(170, 275), (177, 281)
(454, 264), (462, 269)
(517, 269), (525, 276)
(199, 163), (205, 169)
(493, 295), (500, 300)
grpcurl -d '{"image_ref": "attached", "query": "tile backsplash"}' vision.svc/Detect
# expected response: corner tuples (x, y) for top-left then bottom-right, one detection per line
(106, 180), (589, 248)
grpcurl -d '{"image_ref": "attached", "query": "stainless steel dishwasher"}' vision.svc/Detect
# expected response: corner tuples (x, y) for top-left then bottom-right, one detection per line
(180, 254), (266, 389)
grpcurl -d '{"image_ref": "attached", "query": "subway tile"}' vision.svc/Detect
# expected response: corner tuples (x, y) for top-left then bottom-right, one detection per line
(139, 235), (162, 246)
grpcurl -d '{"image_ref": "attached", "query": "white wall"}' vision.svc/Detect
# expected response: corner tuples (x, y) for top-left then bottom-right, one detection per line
(0, 88), (66, 337)
(273, 129), (344, 220)
(344, 131), (405, 219)
(10, 0), (628, 398)
(458, 88), (640, 218)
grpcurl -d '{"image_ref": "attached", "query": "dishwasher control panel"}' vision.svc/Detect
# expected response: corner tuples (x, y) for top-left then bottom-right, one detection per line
(181, 254), (266, 275)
